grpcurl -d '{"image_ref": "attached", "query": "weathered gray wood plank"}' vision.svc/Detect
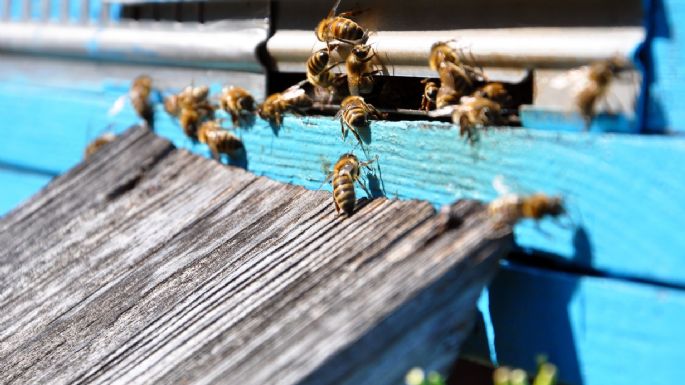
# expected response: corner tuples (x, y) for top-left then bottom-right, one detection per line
(0, 127), (512, 385)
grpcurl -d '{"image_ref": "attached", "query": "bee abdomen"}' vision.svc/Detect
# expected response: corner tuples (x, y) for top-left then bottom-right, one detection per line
(333, 172), (356, 215)
(307, 50), (329, 75)
(333, 17), (364, 41)
(344, 107), (366, 127)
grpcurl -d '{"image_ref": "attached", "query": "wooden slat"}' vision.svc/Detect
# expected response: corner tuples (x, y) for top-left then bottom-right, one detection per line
(478, 262), (685, 385)
(0, 127), (511, 385)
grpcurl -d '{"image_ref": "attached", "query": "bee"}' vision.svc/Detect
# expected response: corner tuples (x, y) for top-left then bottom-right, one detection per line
(177, 85), (215, 141)
(473, 82), (510, 105)
(327, 153), (374, 216)
(420, 79), (439, 111)
(258, 84), (313, 126)
(452, 96), (502, 144)
(84, 132), (117, 159)
(346, 44), (383, 96)
(428, 41), (460, 72)
(164, 94), (180, 117)
(219, 86), (255, 126)
(129, 75), (155, 129)
(316, 0), (367, 45)
(488, 175), (566, 227)
(197, 120), (243, 160)
(306, 47), (347, 90)
(429, 42), (486, 108)
(576, 57), (628, 128)
(435, 61), (478, 108)
(489, 194), (565, 227)
(337, 95), (383, 145)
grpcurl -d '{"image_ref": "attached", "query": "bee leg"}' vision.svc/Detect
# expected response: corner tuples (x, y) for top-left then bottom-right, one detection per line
(357, 179), (372, 198)
(534, 221), (554, 239)
(231, 112), (239, 127)
(350, 126), (363, 146)
(333, 199), (341, 214)
(340, 117), (348, 140)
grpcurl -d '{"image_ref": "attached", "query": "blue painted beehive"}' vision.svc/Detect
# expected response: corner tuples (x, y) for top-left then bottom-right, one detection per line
(0, 0), (684, 383)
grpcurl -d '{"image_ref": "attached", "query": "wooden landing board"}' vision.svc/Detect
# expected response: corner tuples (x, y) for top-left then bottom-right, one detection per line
(0, 127), (512, 385)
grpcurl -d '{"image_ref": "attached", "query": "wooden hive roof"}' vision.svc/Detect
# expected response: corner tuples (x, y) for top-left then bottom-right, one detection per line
(0, 127), (512, 385)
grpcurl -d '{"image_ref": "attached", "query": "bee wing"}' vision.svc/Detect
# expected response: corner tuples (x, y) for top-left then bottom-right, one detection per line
(328, 0), (342, 17)
(549, 67), (592, 94)
(107, 95), (128, 117)
(281, 85), (306, 101)
(492, 174), (524, 197)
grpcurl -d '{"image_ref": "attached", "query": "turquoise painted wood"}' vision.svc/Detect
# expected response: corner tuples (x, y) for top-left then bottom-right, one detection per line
(647, 0), (685, 131)
(1, 79), (685, 288)
(4, 0), (119, 22)
(0, 168), (53, 215)
(486, 262), (685, 385)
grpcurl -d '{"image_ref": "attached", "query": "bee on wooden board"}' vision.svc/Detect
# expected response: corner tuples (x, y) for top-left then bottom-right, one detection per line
(575, 56), (629, 129)
(258, 84), (313, 126)
(129, 75), (155, 129)
(451, 96), (503, 144)
(197, 120), (243, 160)
(219, 86), (255, 126)
(337, 95), (384, 145)
(316, 0), (368, 46)
(420, 79), (439, 112)
(323, 153), (375, 216)
(84, 132), (117, 159)
(346, 44), (386, 96)
(488, 175), (566, 227)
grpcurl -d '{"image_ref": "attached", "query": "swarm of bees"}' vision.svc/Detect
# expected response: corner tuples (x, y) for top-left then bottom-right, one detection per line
(95, 0), (638, 225)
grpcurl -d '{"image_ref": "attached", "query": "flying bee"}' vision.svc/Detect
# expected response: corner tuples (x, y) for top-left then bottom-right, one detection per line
(337, 95), (384, 145)
(324, 153), (375, 216)
(219, 86), (255, 126)
(84, 132), (117, 159)
(258, 84), (313, 126)
(316, 0), (368, 46)
(575, 56), (629, 128)
(452, 96), (502, 144)
(197, 120), (244, 160)
(473, 82), (510, 105)
(421, 79), (439, 111)
(129, 75), (155, 129)
(488, 175), (566, 227)
(346, 44), (385, 96)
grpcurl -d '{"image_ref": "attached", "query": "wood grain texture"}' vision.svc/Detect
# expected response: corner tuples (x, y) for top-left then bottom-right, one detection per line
(0, 127), (512, 385)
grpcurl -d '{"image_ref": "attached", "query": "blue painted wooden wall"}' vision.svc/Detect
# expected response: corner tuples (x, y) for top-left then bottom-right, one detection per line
(2, 0), (685, 383)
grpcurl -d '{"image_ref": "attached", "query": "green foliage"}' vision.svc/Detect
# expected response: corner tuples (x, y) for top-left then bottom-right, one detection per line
(405, 357), (557, 385)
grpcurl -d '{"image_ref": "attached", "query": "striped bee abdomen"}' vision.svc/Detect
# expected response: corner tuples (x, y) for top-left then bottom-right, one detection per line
(333, 170), (356, 215)
(331, 17), (365, 41)
(307, 49), (330, 76)
(344, 106), (367, 127)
